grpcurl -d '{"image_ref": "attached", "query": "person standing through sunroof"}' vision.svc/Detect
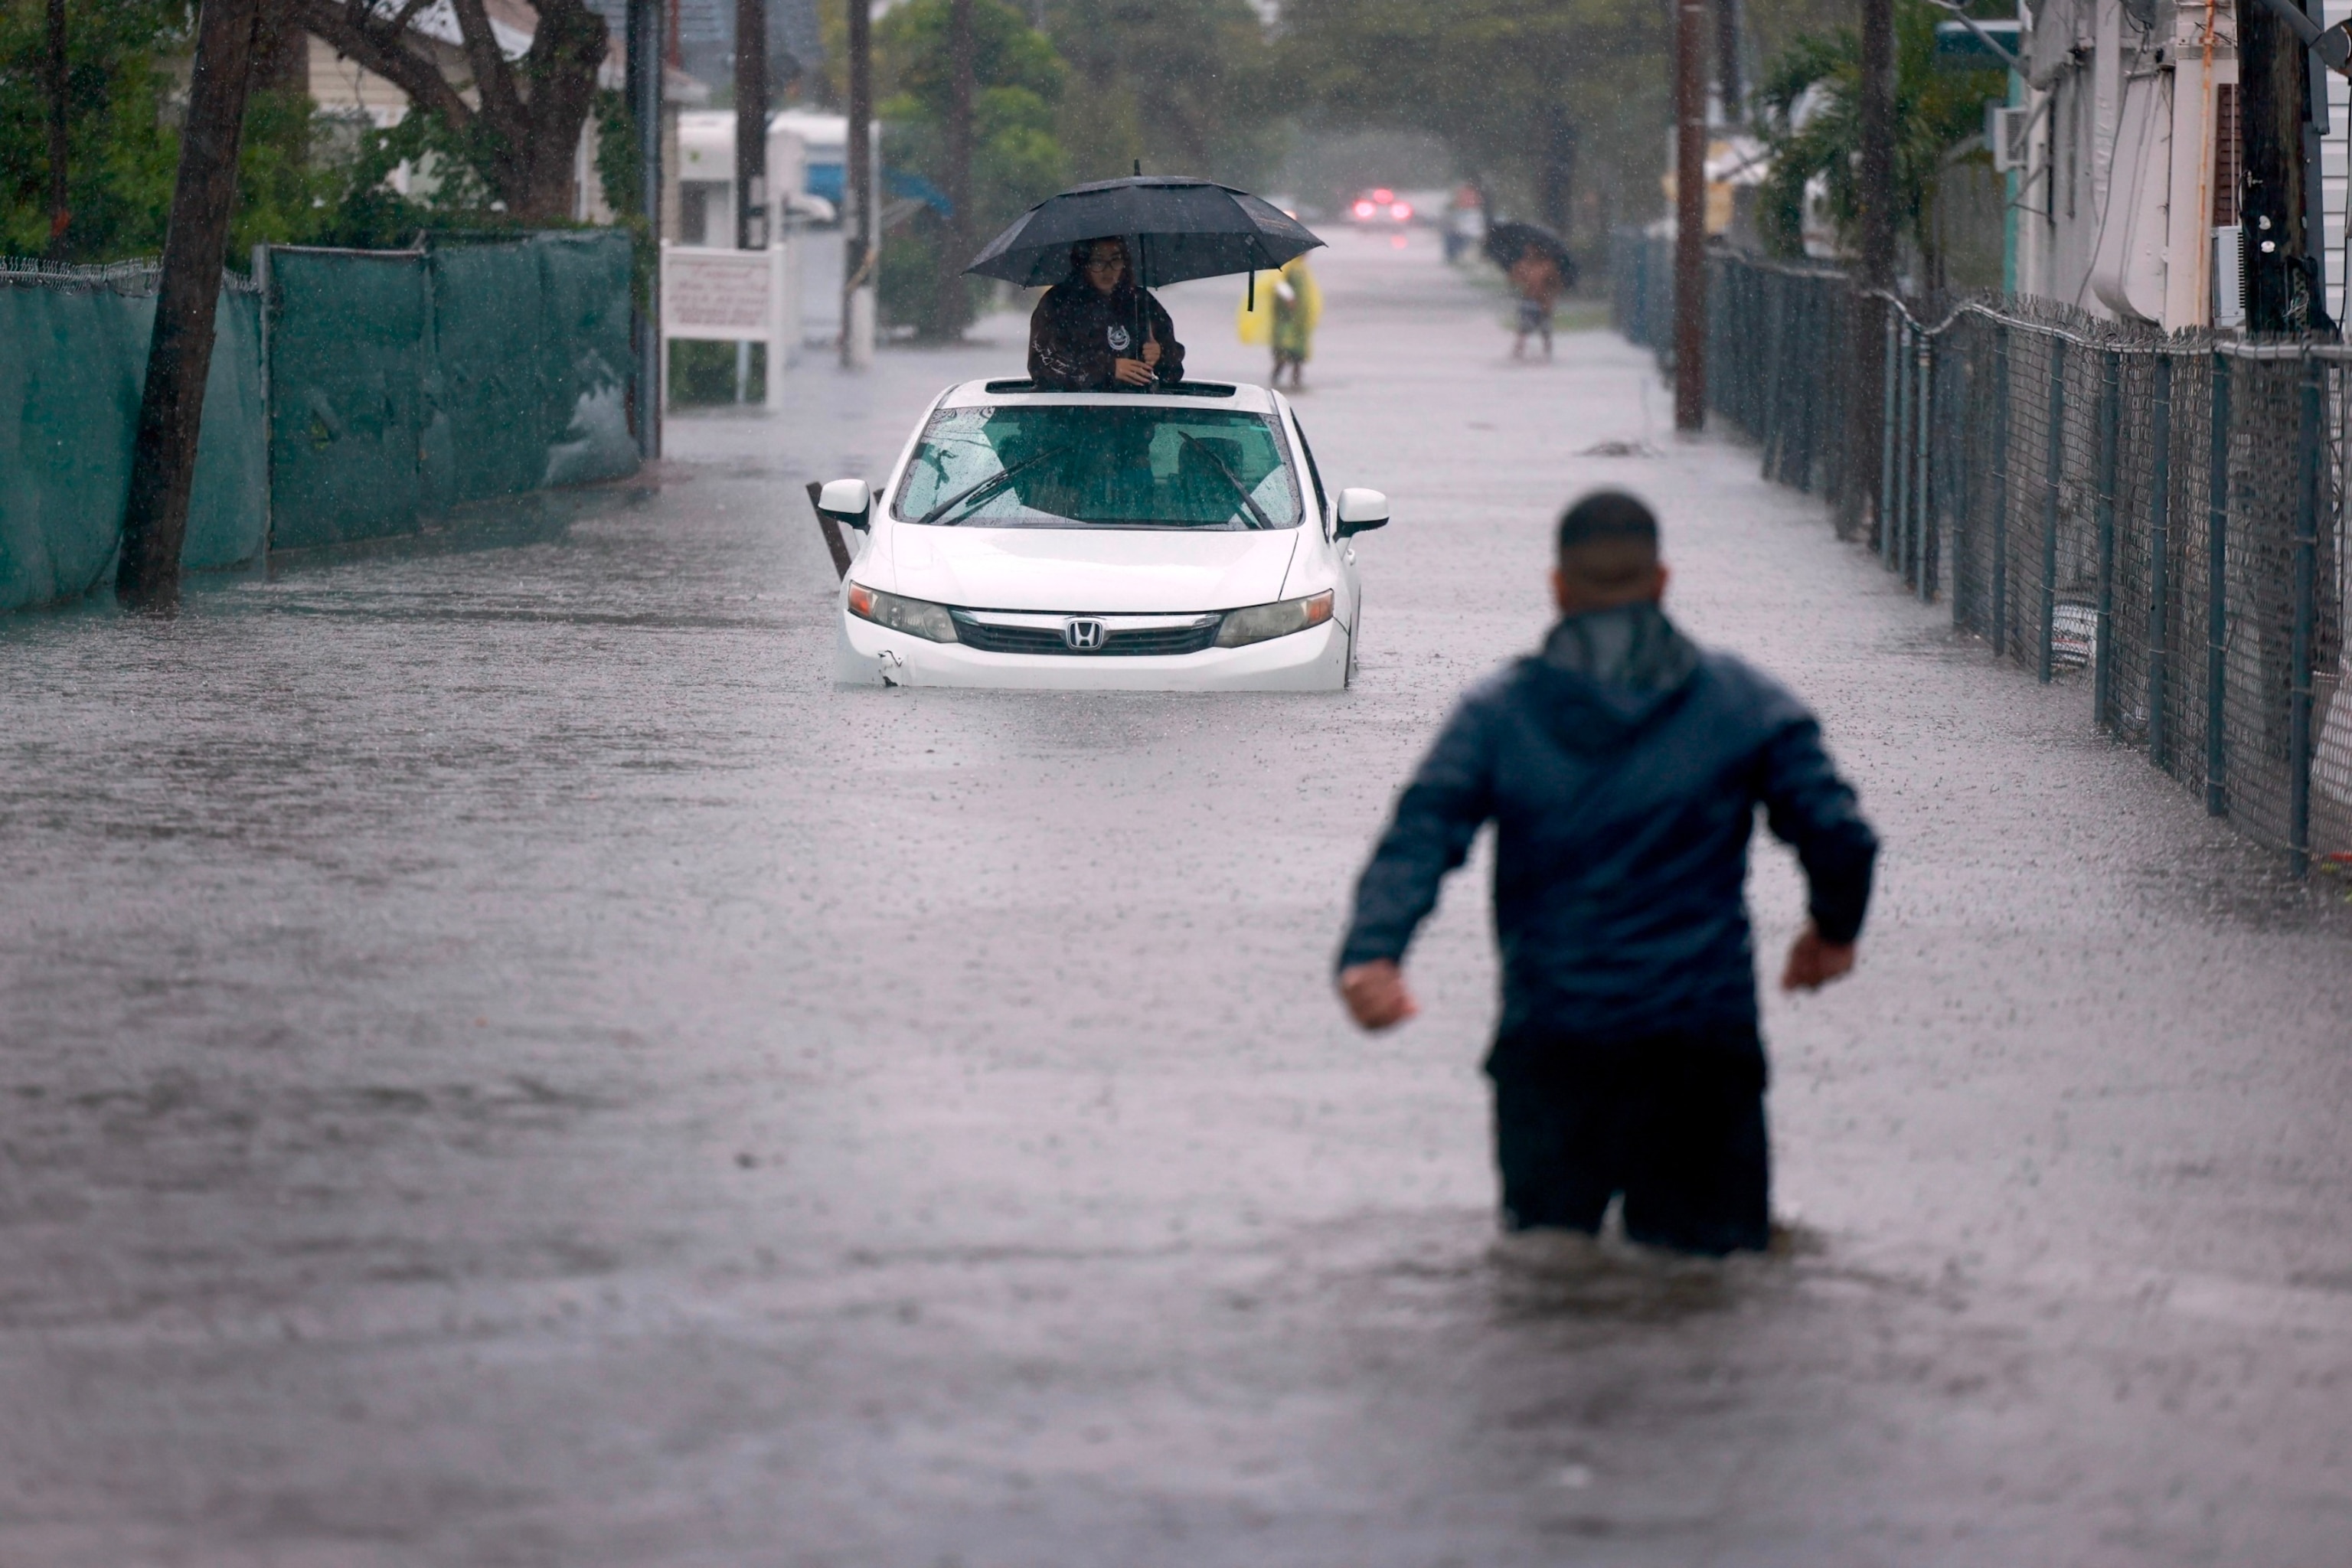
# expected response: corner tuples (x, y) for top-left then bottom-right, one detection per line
(1028, 237), (1187, 391)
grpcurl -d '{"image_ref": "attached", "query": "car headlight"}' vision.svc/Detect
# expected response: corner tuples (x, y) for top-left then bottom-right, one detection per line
(846, 582), (959, 643)
(1215, 590), (1334, 648)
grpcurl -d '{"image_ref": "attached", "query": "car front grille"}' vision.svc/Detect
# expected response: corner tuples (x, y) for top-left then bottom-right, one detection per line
(949, 613), (1222, 657)
(950, 619), (1069, 655)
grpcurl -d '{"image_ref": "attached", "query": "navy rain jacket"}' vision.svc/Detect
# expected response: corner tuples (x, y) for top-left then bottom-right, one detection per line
(1338, 603), (1878, 1043)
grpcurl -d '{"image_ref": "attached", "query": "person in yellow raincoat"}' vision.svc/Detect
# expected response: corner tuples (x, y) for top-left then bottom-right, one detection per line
(1237, 254), (1321, 390)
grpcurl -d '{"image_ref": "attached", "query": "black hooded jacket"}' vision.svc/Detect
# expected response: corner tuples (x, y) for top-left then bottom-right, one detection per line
(1338, 603), (1878, 1043)
(1027, 278), (1186, 390)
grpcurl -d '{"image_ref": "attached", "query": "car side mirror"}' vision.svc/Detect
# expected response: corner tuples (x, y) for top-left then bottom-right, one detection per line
(818, 477), (872, 531)
(1335, 487), (1389, 537)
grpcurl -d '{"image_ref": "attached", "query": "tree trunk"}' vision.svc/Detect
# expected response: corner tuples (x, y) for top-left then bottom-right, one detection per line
(44, 0), (67, 256)
(118, 0), (261, 612)
(252, 0), (309, 93)
(930, 0), (976, 341)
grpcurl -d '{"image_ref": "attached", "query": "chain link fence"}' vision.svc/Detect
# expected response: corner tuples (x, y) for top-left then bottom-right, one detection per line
(1612, 234), (2352, 875)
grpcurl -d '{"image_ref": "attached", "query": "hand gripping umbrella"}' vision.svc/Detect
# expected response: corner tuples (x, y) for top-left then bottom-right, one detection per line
(965, 175), (1324, 310)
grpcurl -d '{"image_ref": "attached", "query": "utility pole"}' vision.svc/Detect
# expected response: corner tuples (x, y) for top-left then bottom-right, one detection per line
(44, 0), (67, 255)
(2239, 0), (2324, 329)
(842, 0), (876, 366)
(1847, 0), (1897, 536)
(736, 0), (767, 249)
(1672, 0), (1707, 431)
(628, 0), (664, 456)
(253, 0), (308, 95)
(116, 0), (260, 612)
(933, 0), (975, 340)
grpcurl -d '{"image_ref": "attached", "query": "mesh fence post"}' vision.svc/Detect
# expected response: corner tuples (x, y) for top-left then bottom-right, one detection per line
(2041, 338), (2068, 682)
(2148, 354), (2174, 771)
(1991, 328), (2011, 655)
(2207, 352), (2230, 817)
(2292, 356), (2321, 876)
(1950, 336), (1968, 622)
(1916, 331), (1933, 599)
(1881, 312), (1900, 561)
(2094, 349), (2122, 726)
(1890, 317), (1906, 571)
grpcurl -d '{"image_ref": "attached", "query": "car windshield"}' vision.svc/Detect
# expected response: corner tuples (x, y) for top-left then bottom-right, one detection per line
(893, 404), (1304, 530)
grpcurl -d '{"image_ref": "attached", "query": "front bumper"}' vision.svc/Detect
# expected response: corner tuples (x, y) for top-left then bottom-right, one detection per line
(835, 612), (1348, 691)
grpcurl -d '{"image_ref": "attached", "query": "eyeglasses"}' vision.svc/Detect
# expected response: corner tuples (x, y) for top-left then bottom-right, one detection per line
(1084, 256), (1125, 271)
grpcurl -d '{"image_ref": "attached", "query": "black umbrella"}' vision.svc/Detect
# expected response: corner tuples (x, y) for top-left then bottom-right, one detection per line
(965, 175), (1323, 290)
(1483, 219), (1573, 272)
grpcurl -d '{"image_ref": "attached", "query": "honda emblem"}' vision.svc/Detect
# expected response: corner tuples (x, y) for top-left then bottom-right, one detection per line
(1063, 618), (1106, 651)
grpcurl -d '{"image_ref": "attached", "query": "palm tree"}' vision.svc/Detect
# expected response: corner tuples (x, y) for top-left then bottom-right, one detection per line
(1754, 0), (2004, 289)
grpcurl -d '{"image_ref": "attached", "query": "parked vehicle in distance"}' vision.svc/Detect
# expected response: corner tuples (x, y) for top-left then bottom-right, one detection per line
(1348, 188), (1416, 226)
(825, 378), (1388, 691)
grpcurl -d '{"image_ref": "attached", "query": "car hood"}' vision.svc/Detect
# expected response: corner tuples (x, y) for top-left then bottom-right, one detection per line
(877, 525), (1303, 612)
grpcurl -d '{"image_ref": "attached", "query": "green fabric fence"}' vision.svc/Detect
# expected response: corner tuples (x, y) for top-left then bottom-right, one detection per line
(0, 263), (267, 612)
(0, 229), (638, 608)
(266, 230), (639, 550)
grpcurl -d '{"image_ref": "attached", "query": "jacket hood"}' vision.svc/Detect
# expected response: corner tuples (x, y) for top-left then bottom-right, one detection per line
(1520, 602), (1702, 751)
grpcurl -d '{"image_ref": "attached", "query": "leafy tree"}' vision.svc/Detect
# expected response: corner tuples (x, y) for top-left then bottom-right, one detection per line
(0, 0), (178, 258)
(298, 0), (610, 224)
(873, 0), (1067, 335)
(0, 0), (354, 261)
(1753, 0), (2002, 281)
(1040, 0), (1282, 189)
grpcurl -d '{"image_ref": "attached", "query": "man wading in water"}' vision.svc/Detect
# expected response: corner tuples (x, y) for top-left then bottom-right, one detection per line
(1335, 491), (1879, 1256)
(1028, 237), (1187, 391)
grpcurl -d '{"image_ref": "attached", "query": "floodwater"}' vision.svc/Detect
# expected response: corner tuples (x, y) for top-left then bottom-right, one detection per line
(3, 229), (2350, 1565)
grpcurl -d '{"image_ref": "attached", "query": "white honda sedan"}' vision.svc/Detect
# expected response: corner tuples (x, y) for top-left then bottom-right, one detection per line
(823, 377), (1388, 690)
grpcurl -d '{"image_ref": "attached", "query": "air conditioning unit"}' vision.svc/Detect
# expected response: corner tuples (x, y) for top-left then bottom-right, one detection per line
(1987, 104), (2031, 172)
(2213, 224), (2246, 327)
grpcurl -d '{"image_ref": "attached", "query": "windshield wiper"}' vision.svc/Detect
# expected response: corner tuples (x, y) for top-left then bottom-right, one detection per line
(1178, 432), (1276, 531)
(917, 445), (1072, 526)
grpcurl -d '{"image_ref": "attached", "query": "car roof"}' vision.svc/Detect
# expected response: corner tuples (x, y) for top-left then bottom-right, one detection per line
(934, 378), (1279, 416)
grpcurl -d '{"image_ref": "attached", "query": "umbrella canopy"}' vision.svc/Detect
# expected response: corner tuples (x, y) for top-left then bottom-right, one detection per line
(965, 175), (1323, 289)
(1484, 220), (1572, 272)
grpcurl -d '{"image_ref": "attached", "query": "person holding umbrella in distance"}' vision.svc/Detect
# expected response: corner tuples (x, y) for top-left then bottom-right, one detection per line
(1028, 237), (1186, 390)
(1485, 220), (1576, 362)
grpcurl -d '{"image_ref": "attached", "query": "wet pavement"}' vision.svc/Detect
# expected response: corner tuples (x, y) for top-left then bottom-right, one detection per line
(5, 229), (2350, 1566)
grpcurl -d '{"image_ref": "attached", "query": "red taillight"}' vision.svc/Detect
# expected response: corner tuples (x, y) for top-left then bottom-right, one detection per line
(1391, 201), (1413, 220)
(1352, 200), (1376, 219)
(1372, 188), (1394, 202)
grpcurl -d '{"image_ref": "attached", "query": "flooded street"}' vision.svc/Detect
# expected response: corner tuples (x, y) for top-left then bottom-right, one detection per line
(5, 230), (2350, 1564)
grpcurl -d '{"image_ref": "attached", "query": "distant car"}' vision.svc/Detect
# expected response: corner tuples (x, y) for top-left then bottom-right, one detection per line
(824, 378), (1389, 691)
(1348, 187), (1416, 226)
